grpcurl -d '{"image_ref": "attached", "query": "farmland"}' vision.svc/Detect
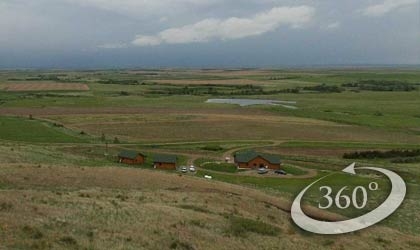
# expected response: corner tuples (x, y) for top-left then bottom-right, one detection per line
(1, 68), (420, 249)
(4, 83), (89, 92)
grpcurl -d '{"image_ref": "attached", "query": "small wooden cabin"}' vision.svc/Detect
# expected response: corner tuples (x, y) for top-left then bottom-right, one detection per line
(234, 151), (281, 169)
(118, 150), (145, 165)
(153, 154), (177, 170)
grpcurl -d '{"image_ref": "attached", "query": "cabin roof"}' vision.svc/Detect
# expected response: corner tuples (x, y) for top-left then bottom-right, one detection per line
(153, 154), (177, 164)
(234, 151), (281, 164)
(118, 150), (144, 160)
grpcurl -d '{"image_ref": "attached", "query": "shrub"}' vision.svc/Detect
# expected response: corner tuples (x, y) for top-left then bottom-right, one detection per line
(59, 236), (78, 246)
(178, 204), (211, 214)
(0, 202), (13, 211)
(374, 236), (391, 244)
(227, 216), (280, 237)
(170, 240), (195, 250)
(323, 239), (335, 246)
(22, 225), (43, 239)
(189, 220), (206, 228)
(201, 145), (224, 151)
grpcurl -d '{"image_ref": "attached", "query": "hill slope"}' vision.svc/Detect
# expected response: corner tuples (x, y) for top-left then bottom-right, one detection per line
(0, 165), (418, 250)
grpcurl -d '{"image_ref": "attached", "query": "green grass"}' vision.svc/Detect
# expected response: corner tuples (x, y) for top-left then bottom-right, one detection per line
(196, 169), (316, 195)
(196, 168), (390, 217)
(264, 91), (420, 131)
(200, 162), (238, 173)
(227, 216), (280, 237)
(0, 116), (89, 143)
(281, 164), (307, 176)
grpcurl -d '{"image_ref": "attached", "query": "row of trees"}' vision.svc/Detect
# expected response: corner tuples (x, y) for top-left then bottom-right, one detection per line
(391, 157), (420, 163)
(342, 80), (417, 92)
(97, 79), (142, 85)
(148, 84), (265, 96)
(274, 84), (343, 94)
(343, 149), (420, 159)
(147, 83), (345, 95)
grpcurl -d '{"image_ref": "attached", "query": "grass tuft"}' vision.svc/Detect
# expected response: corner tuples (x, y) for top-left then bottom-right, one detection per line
(227, 216), (280, 237)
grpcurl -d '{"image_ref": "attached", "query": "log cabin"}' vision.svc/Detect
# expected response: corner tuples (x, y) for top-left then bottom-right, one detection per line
(234, 151), (281, 169)
(153, 154), (177, 170)
(118, 150), (145, 165)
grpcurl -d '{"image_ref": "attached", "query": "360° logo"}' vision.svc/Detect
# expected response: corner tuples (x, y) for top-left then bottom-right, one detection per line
(291, 162), (406, 234)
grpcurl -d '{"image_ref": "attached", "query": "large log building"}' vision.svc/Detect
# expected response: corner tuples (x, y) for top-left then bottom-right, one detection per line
(234, 151), (281, 170)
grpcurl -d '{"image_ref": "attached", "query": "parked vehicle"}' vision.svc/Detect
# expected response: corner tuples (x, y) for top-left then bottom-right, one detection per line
(275, 170), (287, 175)
(257, 168), (268, 174)
(204, 175), (212, 179)
(189, 165), (196, 172)
(180, 166), (188, 173)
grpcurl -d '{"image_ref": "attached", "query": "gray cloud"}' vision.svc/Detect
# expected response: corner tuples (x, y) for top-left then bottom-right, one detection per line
(361, 0), (419, 17)
(0, 0), (419, 68)
(97, 43), (128, 49)
(132, 6), (315, 46)
(322, 21), (340, 30)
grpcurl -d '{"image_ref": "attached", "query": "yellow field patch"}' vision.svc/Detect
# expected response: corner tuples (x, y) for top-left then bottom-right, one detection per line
(5, 82), (89, 91)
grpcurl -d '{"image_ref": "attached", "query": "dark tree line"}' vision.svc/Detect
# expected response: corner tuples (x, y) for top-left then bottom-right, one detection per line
(275, 84), (343, 94)
(342, 80), (417, 92)
(343, 149), (420, 159)
(97, 79), (142, 85)
(391, 157), (420, 163)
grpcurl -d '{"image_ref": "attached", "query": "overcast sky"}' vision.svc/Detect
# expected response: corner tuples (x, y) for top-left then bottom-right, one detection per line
(0, 0), (419, 68)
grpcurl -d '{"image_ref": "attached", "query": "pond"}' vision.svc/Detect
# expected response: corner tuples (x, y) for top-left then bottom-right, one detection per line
(206, 98), (297, 109)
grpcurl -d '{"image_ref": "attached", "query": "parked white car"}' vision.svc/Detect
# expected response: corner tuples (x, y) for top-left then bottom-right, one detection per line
(180, 166), (188, 173)
(189, 165), (196, 172)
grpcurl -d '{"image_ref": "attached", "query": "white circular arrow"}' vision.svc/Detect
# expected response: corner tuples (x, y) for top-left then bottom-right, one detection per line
(291, 162), (406, 234)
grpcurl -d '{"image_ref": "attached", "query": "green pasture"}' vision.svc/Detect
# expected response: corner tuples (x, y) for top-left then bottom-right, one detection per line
(0, 116), (89, 143)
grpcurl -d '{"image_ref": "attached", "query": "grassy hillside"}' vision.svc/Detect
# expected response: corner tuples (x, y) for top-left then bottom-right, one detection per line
(1, 164), (419, 250)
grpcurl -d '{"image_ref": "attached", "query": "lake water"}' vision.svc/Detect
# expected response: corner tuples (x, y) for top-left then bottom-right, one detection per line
(206, 98), (298, 109)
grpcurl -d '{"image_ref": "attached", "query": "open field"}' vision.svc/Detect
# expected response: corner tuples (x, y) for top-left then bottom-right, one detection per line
(1, 109), (419, 144)
(1, 68), (420, 249)
(39, 112), (419, 143)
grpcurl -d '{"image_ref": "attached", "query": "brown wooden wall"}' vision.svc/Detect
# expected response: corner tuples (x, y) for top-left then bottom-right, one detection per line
(119, 155), (145, 165)
(236, 156), (280, 169)
(154, 162), (176, 170)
